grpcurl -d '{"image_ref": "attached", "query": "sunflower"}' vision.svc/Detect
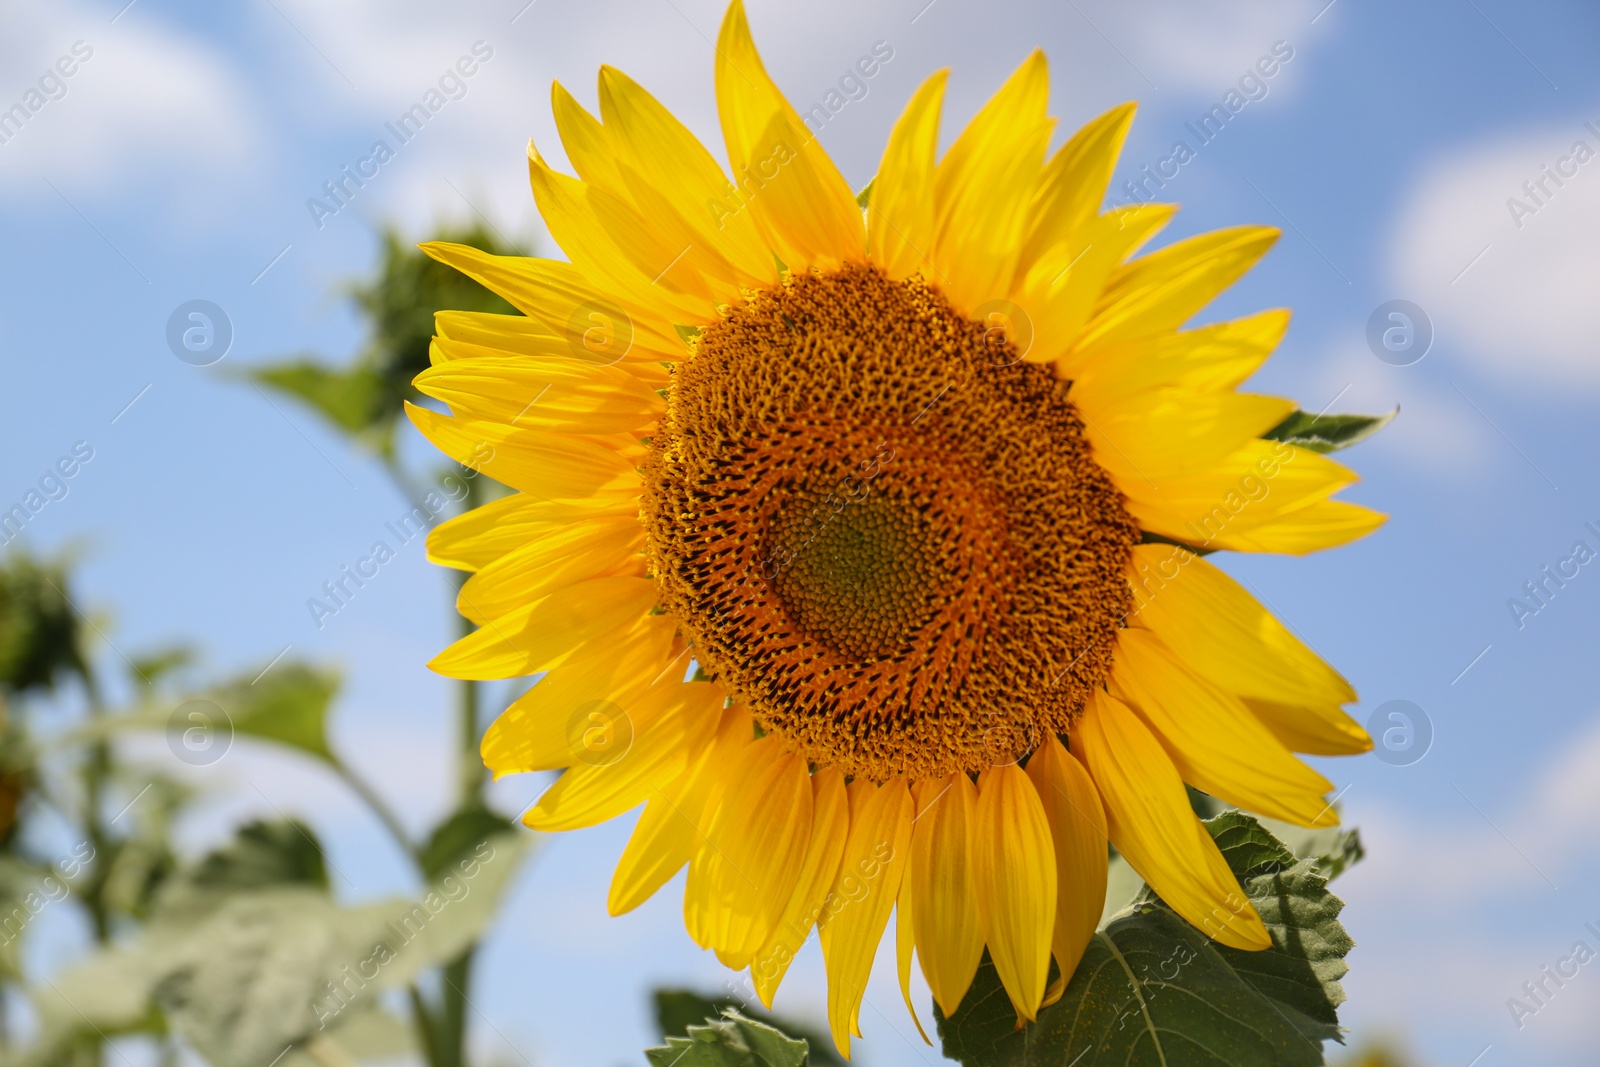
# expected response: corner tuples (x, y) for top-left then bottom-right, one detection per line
(409, 2), (1382, 1056)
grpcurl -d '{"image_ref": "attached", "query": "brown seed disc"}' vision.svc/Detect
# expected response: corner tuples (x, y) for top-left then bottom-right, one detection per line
(641, 263), (1139, 780)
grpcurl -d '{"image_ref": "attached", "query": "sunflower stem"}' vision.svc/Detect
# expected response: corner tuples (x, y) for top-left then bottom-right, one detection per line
(455, 473), (486, 809)
(408, 984), (445, 1067)
(442, 472), (486, 1067)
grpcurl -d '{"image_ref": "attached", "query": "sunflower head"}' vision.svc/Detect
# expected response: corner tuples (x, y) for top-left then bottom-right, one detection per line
(410, 1), (1382, 1055)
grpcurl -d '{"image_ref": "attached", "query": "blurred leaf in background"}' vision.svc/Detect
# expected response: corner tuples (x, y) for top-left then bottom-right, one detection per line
(0, 552), (89, 698)
(246, 224), (523, 458)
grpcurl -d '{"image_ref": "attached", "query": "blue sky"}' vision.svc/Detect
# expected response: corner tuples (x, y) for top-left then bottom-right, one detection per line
(4, 0), (1600, 1063)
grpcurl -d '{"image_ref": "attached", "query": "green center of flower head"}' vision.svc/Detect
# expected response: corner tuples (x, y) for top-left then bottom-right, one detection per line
(641, 263), (1141, 780)
(768, 484), (948, 661)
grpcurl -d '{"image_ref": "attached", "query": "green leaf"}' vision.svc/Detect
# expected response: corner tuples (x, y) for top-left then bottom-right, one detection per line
(313, 1005), (419, 1059)
(419, 804), (514, 881)
(193, 819), (327, 890)
(247, 361), (388, 440)
(654, 989), (842, 1067)
(372, 830), (532, 990)
(27, 833), (529, 1067)
(0, 552), (89, 696)
(99, 772), (190, 919)
(128, 644), (194, 688)
(855, 178), (875, 209)
(212, 661), (340, 763)
(160, 819), (329, 913)
(1264, 408), (1397, 454)
(272, 1007), (419, 1067)
(151, 889), (390, 1067)
(938, 812), (1356, 1067)
(646, 1011), (811, 1067)
(1258, 817), (1365, 883)
(57, 661), (339, 765)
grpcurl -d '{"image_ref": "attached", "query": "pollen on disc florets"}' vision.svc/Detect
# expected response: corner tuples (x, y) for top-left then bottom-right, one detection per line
(641, 263), (1139, 781)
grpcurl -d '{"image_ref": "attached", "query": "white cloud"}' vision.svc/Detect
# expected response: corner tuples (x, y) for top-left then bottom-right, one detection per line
(1340, 717), (1600, 1060)
(1348, 719), (1600, 912)
(1390, 120), (1600, 388)
(0, 0), (253, 200)
(1131, 0), (1315, 98)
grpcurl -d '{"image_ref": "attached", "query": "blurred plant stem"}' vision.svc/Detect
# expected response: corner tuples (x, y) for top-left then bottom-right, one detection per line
(456, 474), (486, 809)
(331, 754), (414, 857)
(432, 472), (488, 1067)
(80, 679), (112, 944)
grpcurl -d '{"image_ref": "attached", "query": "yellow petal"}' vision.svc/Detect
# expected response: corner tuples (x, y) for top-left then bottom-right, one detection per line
(931, 51), (1053, 312)
(426, 494), (541, 572)
(526, 143), (715, 324)
(576, 170), (723, 307)
(1110, 628), (1339, 828)
(431, 575), (656, 681)
(973, 763), (1056, 1022)
(1072, 691), (1270, 951)
(751, 767), (848, 1008)
(421, 242), (682, 362)
(427, 494), (635, 573)
(1076, 388), (1296, 485)
(909, 774), (984, 1017)
(1118, 438), (1384, 556)
(524, 681), (725, 831)
(748, 767), (851, 1011)
(1126, 543), (1371, 755)
(551, 80), (625, 195)
(479, 615), (679, 776)
(714, 0), (864, 270)
(894, 876), (931, 1044)
(1073, 225), (1280, 353)
(608, 703), (752, 915)
(455, 515), (643, 624)
(1025, 737), (1106, 995)
(685, 737), (813, 966)
(866, 69), (947, 281)
(404, 402), (638, 503)
(819, 777), (912, 1057)
(414, 349), (664, 435)
(1013, 101), (1137, 285)
(1022, 202), (1177, 367)
(1068, 309), (1289, 399)
(596, 66), (778, 288)
(1213, 497), (1389, 556)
